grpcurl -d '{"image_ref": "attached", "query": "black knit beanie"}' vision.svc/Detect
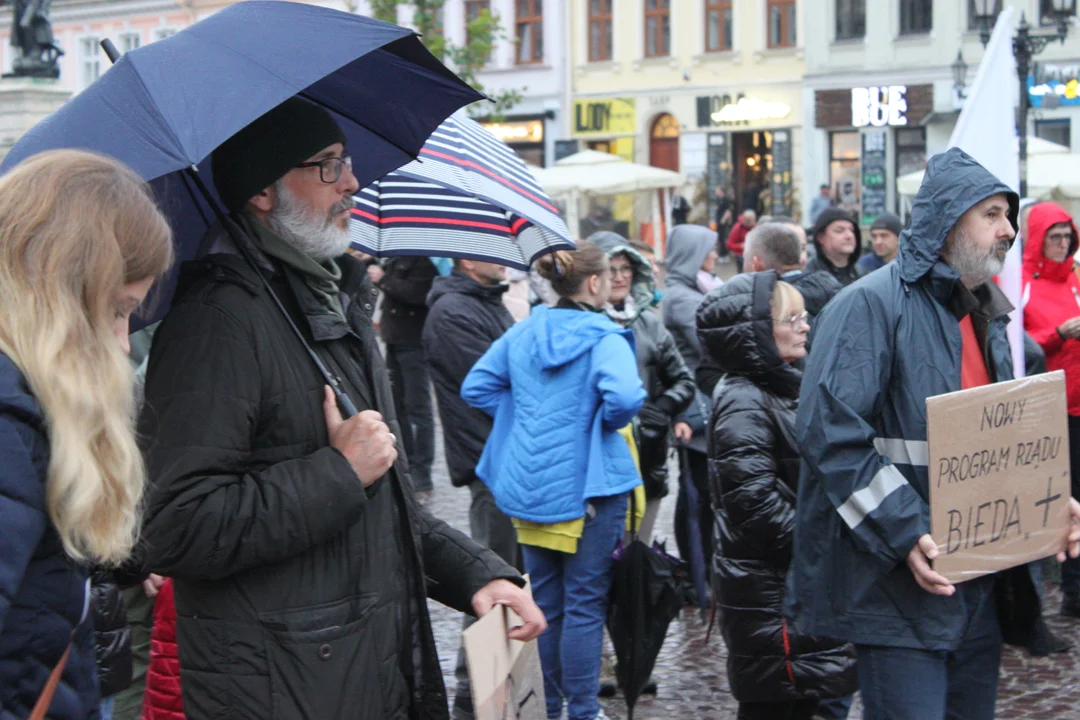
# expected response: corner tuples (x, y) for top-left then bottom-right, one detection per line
(870, 212), (904, 237)
(211, 97), (348, 213)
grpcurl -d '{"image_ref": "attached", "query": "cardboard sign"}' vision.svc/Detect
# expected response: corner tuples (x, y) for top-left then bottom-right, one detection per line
(462, 580), (546, 720)
(928, 371), (1071, 584)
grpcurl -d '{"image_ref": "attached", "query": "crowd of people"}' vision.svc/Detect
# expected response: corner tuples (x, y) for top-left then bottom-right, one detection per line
(3, 91), (1080, 720)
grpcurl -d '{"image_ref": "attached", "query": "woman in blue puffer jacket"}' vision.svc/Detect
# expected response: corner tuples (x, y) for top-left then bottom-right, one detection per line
(463, 242), (646, 720)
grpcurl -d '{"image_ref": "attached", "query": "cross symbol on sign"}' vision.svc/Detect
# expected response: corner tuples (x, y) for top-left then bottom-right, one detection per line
(1035, 474), (1065, 528)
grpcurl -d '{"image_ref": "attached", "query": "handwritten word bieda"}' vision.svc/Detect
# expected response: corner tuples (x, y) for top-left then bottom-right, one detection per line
(944, 497), (1022, 555)
(980, 398), (1027, 431)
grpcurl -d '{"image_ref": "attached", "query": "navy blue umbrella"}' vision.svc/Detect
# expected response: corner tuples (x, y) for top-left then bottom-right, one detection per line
(1, 1), (481, 320)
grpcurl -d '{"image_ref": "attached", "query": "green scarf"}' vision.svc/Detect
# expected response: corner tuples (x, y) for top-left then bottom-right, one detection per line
(238, 211), (345, 319)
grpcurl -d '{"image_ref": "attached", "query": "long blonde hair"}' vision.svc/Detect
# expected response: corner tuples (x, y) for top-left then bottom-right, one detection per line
(0, 150), (173, 565)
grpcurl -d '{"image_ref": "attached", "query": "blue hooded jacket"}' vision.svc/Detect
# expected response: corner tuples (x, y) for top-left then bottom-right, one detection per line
(462, 305), (646, 523)
(786, 148), (1028, 651)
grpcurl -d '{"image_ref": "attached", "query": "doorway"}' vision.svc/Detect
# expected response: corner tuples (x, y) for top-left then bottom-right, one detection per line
(732, 130), (773, 216)
(649, 113), (680, 172)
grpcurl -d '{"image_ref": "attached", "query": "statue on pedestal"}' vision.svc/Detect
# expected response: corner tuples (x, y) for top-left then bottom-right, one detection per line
(4, 0), (63, 79)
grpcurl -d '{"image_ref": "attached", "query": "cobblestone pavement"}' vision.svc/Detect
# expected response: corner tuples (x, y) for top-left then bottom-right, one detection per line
(418, 446), (1080, 719)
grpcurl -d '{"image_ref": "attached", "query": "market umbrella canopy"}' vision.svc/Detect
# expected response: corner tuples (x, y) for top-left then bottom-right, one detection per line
(1, 1), (481, 324)
(531, 150), (683, 197)
(350, 115), (573, 268)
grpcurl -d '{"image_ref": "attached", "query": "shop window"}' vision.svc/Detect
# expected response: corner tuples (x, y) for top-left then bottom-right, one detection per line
(1036, 119), (1071, 149)
(900, 0), (932, 35)
(836, 0), (865, 40)
(588, 0), (613, 62)
(515, 0), (543, 65)
(706, 0), (733, 52)
(645, 0), (671, 58)
(767, 0), (796, 49)
(969, 0), (1002, 30)
(830, 131), (861, 221)
(895, 128), (926, 209)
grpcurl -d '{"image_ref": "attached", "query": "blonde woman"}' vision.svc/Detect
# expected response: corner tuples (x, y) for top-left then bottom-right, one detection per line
(0, 150), (173, 720)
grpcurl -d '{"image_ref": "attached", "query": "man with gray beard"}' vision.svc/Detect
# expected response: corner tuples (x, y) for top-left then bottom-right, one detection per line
(137, 97), (544, 719)
(787, 147), (1080, 720)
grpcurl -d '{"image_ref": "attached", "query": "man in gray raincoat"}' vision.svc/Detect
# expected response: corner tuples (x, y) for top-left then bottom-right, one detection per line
(788, 147), (1080, 719)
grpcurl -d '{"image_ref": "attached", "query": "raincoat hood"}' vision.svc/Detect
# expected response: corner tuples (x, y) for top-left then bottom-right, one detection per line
(696, 271), (801, 398)
(1023, 202), (1078, 284)
(898, 147), (1019, 285)
(810, 208), (863, 268)
(588, 231), (657, 323)
(665, 224), (718, 288)
(531, 304), (636, 370)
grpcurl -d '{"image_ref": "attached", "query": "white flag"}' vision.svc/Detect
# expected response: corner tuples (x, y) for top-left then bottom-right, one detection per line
(947, 7), (1025, 377)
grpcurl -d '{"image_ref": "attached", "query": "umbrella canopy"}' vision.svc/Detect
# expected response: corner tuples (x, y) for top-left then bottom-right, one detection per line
(607, 536), (683, 720)
(1, 1), (480, 323)
(350, 115), (574, 268)
(532, 150), (683, 197)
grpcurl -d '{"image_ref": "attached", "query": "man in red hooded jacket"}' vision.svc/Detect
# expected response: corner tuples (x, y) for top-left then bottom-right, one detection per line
(1024, 201), (1080, 617)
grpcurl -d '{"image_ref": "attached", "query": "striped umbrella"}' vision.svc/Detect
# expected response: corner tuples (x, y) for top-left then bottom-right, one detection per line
(349, 115), (574, 269)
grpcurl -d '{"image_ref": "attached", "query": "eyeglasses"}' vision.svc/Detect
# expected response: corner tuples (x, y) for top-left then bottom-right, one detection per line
(296, 155), (353, 184)
(1046, 231), (1074, 246)
(774, 311), (809, 328)
(610, 265), (635, 278)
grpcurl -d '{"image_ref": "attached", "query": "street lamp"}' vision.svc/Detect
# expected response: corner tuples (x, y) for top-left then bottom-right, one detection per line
(974, 0), (1075, 197)
(952, 50), (969, 101)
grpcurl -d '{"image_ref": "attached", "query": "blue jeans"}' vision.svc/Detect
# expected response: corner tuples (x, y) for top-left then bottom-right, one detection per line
(855, 639), (1002, 720)
(524, 493), (627, 720)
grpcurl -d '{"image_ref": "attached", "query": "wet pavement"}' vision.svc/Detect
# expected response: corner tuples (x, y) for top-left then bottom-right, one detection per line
(418, 443), (1080, 719)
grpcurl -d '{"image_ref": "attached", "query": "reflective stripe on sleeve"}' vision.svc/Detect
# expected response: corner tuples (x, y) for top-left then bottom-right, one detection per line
(837, 464), (909, 529)
(873, 437), (929, 467)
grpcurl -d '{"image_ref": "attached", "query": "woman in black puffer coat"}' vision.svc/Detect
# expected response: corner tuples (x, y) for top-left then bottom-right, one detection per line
(696, 271), (856, 720)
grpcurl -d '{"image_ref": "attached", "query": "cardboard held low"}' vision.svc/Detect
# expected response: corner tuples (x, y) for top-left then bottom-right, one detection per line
(928, 371), (1071, 584)
(463, 579), (546, 720)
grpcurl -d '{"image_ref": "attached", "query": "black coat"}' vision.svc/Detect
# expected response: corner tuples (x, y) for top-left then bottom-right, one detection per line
(422, 272), (514, 488)
(138, 230), (520, 720)
(805, 208), (865, 287)
(697, 271), (856, 703)
(378, 256), (438, 346)
(90, 570), (132, 698)
(0, 356), (99, 720)
(696, 269), (842, 397)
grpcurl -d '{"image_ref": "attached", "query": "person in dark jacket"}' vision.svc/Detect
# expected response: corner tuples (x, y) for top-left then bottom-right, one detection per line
(804, 208), (864, 287)
(91, 571), (133, 720)
(697, 221), (842, 397)
(787, 147), (1080, 720)
(857, 213), (902, 274)
(591, 232), (695, 517)
(138, 97), (543, 720)
(699, 271), (857, 720)
(371, 256), (438, 490)
(0, 151), (174, 720)
(422, 258), (520, 720)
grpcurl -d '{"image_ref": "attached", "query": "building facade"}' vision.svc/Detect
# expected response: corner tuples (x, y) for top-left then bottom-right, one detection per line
(803, 0), (1080, 226)
(568, 0), (807, 227)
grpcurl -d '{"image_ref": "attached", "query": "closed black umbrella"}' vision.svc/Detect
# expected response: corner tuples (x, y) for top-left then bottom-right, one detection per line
(606, 505), (683, 719)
